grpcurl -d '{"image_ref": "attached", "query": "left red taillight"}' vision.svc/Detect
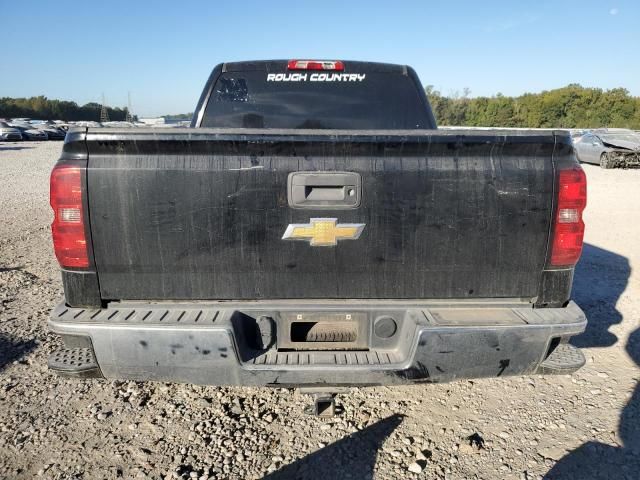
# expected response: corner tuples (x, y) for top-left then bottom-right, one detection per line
(50, 164), (89, 268)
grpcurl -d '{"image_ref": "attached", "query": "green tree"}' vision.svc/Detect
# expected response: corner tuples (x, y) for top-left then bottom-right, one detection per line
(0, 96), (130, 121)
(424, 84), (640, 129)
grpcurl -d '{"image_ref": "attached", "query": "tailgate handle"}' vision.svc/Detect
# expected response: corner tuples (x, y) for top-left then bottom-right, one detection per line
(305, 185), (347, 201)
(288, 172), (361, 209)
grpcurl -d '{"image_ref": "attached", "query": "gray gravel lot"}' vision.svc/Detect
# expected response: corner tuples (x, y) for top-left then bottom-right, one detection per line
(0, 141), (638, 479)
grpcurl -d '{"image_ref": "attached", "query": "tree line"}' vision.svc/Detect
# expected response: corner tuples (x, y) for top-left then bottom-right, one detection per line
(426, 84), (640, 129)
(163, 113), (193, 121)
(0, 96), (131, 122)
(2, 85), (640, 128)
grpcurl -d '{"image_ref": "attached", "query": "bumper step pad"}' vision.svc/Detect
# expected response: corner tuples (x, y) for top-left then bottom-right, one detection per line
(538, 343), (585, 375)
(48, 347), (102, 378)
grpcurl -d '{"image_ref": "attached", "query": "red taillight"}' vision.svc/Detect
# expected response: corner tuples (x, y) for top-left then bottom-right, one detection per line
(50, 164), (89, 268)
(550, 166), (587, 267)
(287, 60), (344, 71)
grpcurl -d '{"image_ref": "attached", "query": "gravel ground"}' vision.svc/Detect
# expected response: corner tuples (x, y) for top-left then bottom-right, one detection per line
(0, 141), (638, 480)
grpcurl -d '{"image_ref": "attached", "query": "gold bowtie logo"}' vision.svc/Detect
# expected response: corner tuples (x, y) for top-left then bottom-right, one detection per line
(282, 218), (365, 246)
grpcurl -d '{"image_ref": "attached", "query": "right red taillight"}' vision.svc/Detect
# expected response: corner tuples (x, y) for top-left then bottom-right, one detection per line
(50, 164), (89, 268)
(550, 166), (587, 267)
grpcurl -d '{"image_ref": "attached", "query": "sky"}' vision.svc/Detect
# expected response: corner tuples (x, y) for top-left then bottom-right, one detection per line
(1, 0), (638, 116)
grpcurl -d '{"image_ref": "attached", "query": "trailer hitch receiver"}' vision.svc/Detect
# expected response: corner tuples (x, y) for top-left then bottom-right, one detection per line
(299, 387), (349, 417)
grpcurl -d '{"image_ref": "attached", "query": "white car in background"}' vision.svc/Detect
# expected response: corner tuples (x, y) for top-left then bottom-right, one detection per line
(0, 121), (23, 141)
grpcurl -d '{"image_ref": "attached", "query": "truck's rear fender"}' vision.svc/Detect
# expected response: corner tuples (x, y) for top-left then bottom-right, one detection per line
(54, 128), (102, 308)
(536, 136), (584, 308)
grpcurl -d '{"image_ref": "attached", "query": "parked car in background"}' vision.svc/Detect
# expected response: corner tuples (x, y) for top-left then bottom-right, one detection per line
(569, 129), (588, 145)
(0, 121), (23, 141)
(70, 121), (102, 128)
(11, 124), (48, 141)
(574, 129), (640, 168)
(37, 125), (66, 140)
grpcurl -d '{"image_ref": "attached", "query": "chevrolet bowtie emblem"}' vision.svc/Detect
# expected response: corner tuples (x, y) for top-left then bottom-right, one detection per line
(282, 218), (365, 246)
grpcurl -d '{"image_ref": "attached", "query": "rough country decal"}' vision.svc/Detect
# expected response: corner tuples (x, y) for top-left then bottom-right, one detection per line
(267, 73), (366, 82)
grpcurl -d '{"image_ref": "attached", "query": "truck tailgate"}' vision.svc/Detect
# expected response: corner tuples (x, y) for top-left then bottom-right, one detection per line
(85, 128), (555, 301)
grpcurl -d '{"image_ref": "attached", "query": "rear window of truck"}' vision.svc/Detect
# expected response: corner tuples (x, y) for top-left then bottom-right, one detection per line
(201, 71), (432, 129)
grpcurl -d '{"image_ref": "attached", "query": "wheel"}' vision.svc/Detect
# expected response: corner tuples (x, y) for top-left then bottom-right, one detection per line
(600, 152), (616, 169)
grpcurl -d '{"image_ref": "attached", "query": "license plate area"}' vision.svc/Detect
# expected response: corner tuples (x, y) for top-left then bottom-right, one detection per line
(277, 312), (368, 351)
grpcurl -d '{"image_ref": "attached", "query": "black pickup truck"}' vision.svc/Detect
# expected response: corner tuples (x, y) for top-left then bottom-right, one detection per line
(48, 60), (587, 406)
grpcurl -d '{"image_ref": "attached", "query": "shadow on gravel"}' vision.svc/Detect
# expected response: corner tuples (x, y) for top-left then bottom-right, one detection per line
(570, 243), (630, 349)
(545, 243), (639, 479)
(0, 333), (37, 372)
(263, 414), (404, 480)
(0, 145), (34, 151)
(0, 266), (24, 273)
(0, 265), (39, 281)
